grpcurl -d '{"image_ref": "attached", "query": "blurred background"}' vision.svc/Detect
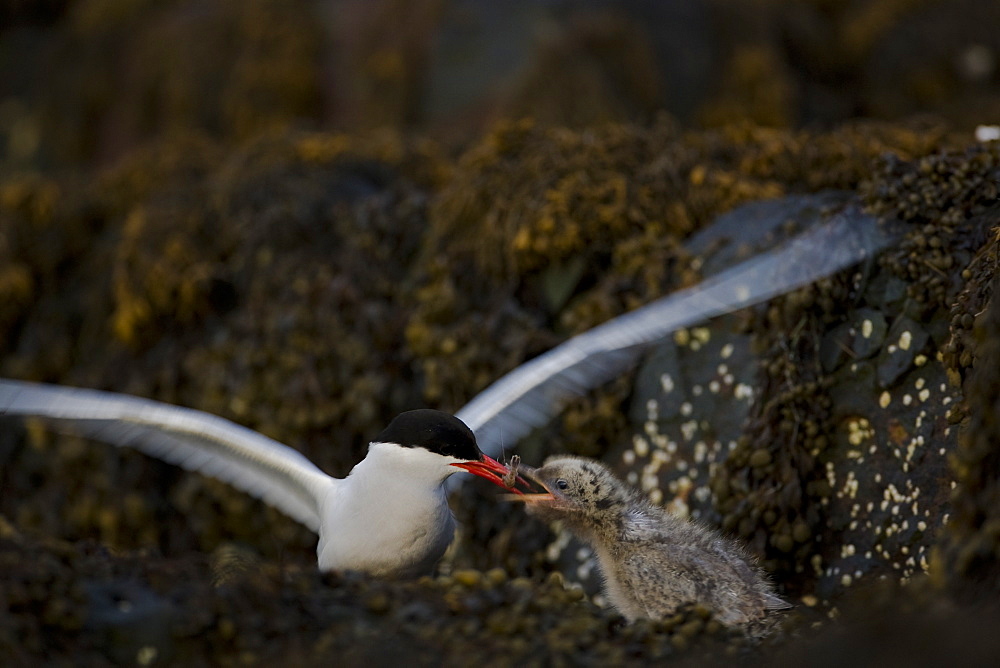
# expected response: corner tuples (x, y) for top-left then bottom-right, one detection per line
(2, 0), (999, 172)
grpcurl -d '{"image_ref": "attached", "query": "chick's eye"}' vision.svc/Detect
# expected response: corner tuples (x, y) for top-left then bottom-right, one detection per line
(556, 479), (569, 490)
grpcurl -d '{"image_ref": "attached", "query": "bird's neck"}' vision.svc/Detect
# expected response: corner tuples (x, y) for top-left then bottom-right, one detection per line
(558, 506), (627, 545)
(350, 442), (457, 487)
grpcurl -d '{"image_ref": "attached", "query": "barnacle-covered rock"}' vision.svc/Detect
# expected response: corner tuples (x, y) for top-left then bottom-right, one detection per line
(3, 112), (1000, 663)
(942, 220), (1000, 387)
(1, 129), (447, 561)
(938, 267), (1000, 598)
(0, 524), (747, 666)
(860, 143), (1000, 311)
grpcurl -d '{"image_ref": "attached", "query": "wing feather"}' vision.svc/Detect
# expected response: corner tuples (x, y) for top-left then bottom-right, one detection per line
(458, 206), (898, 456)
(0, 379), (333, 532)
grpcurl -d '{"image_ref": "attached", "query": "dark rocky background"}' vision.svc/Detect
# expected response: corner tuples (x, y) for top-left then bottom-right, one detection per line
(2, 0), (1000, 664)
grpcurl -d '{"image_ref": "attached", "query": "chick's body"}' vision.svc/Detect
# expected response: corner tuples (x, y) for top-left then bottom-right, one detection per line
(524, 456), (786, 627)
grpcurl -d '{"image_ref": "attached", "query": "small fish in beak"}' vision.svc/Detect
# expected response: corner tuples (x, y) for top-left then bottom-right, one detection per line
(502, 454), (520, 488)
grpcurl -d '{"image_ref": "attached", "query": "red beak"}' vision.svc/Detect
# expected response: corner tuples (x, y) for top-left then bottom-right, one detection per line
(451, 454), (526, 494)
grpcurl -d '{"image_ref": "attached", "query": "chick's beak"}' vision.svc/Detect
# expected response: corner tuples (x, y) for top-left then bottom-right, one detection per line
(501, 464), (555, 502)
(451, 454), (524, 494)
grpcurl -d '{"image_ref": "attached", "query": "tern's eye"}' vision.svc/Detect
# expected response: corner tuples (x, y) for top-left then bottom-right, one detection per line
(556, 479), (569, 490)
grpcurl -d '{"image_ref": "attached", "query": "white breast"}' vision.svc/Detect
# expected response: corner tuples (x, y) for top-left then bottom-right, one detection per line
(315, 443), (460, 577)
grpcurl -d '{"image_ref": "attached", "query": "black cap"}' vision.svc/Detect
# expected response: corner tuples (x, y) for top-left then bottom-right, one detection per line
(373, 409), (482, 461)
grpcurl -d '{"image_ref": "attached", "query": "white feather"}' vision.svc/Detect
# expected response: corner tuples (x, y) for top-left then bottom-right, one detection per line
(0, 380), (334, 532)
(457, 206), (898, 457)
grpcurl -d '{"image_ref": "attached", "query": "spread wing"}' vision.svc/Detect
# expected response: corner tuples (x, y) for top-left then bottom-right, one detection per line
(0, 379), (334, 532)
(457, 205), (898, 456)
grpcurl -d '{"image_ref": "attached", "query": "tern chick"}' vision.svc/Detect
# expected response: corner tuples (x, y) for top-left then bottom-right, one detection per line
(517, 456), (788, 628)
